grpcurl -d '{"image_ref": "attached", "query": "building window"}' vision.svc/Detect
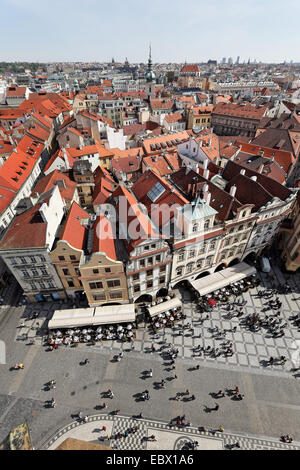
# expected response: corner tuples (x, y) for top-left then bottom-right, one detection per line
(20, 257), (27, 264)
(58, 256), (65, 261)
(31, 269), (39, 276)
(209, 241), (215, 251)
(89, 281), (103, 289)
(192, 223), (198, 232)
(148, 257), (153, 265)
(29, 281), (36, 290)
(21, 269), (29, 278)
(30, 257), (36, 263)
(93, 269), (99, 274)
(48, 281), (54, 288)
(155, 254), (161, 262)
(62, 268), (69, 275)
(147, 280), (153, 288)
(105, 268), (111, 273)
(199, 244), (205, 254)
(110, 291), (122, 299)
(178, 251), (185, 261)
(204, 220), (210, 230)
(70, 255), (76, 261)
(160, 265), (166, 273)
(140, 260), (145, 267)
(93, 294), (106, 301)
(67, 281), (74, 287)
(189, 249), (196, 258)
(107, 279), (121, 288)
(40, 255), (46, 262)
(133, 273), (139, 281)
(9, 257), (17, 265)
(134, 285), (140, 293)
(38, 281), (46, 289)
(159, 277), (165, 284)
(147, 269), (153, 277)
(186, 264), (193, 273)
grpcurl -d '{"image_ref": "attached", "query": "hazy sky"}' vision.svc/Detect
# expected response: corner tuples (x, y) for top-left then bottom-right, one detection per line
(2, 0), (300, 63)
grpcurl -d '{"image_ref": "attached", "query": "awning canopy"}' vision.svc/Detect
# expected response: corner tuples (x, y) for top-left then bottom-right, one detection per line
(190, 262), (256, 297)
(93, 304), (136, 325)
(48, 308), (95, 329)
(148, 296), (182, 318)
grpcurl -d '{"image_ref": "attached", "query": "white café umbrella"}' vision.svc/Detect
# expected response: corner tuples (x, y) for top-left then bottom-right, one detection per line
(170, 316), (174, 321)
(96, 334), (102, 340)
(97, 327), (102, 332)
(126, 325), (132, 330)
(117, 326), (123, 331)
(109, 325), (114, 330)
(127, 331), (133, 337)
(162, 319), (167, 324)
(82, 329), (87, 334)
(86, 335), (91, 341)
(155, 323), (160, 328)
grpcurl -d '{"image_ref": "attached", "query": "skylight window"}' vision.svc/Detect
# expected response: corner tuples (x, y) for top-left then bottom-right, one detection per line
(147, 182), (166, 202)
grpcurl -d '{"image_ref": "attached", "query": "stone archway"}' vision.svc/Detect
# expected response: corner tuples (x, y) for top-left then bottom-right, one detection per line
(156, 288), (169, 298)
(215, 263), (226, 272)
(195, 271), (210, 280)
(228, 258), (240, 267)
(134, 294), (152, 304)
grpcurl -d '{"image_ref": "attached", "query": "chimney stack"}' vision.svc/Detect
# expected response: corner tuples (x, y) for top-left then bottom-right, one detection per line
(230, 185), (237, 197)
(240, 169), (246, 175)
(258, 163), (264, 174)
(203, 159), (208, 170)
(203, 169), (210, 180)
(251, 175), (257, 181)
(204, 191), (211, 205)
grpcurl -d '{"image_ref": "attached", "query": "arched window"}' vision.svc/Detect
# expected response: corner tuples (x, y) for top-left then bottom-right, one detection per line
(204, 219), (210, 230)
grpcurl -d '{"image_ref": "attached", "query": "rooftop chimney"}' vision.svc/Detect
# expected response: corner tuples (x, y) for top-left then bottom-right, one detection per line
(240, 169), (246, 175)
(258, 163), (264, 174)
(230, 185), (237, 197)
(203, 159), (208, 170)
(250, 175), (257, 182)
(203, 169), (210, 180)
(205, 191), (211, 206)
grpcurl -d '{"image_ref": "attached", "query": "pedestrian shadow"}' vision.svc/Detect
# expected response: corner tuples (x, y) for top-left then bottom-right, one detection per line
(259, 359), (271, 367)
(153, 382), (163, 390)
(209, 392), (222, 399)
(203, 405), (213, 413)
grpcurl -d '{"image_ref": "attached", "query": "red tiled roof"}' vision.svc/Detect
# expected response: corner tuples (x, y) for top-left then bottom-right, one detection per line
(60, 202), (89, 250)
(181, 64), (200, 73)
(236, 141), (295, 174)
(6, 85), (27, 97)
(213, 102), (267, 120)
(142, 130), (190, 155)
(0, 203), (47, 249)
(164, 113), (185, 124)
(91, 214), (117, 260)
(31, 169), (77, 203)
(93, 166), (116, 206)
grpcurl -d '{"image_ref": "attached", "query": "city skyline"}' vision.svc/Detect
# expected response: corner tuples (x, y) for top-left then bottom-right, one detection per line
(2, 0), (300, 63)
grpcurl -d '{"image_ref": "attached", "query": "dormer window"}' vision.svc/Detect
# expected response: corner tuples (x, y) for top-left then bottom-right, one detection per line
(192, 223), (198, 232)
(204, 219), (210, 230)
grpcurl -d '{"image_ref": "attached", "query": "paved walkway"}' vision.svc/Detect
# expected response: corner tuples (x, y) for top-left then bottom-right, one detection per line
(43, 414), (300, 450)
(12, 263), (300, 378)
